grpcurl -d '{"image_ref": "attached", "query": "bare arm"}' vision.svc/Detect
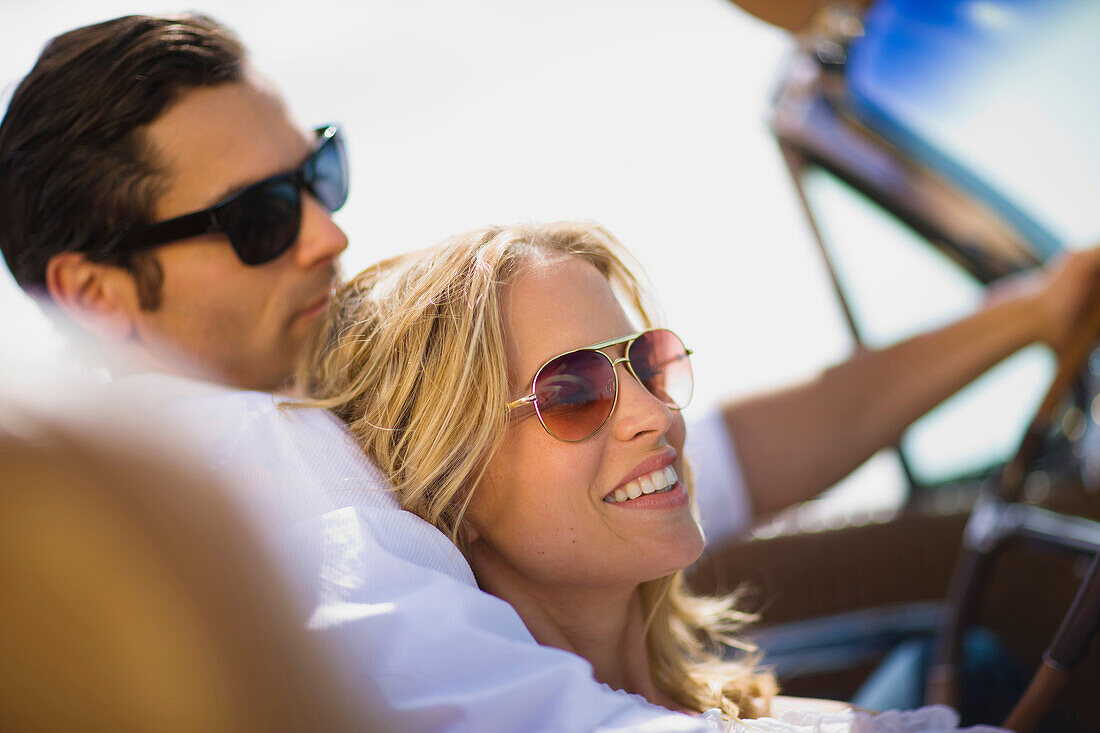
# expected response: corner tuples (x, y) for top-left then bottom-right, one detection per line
(723, 247), (1100, 519)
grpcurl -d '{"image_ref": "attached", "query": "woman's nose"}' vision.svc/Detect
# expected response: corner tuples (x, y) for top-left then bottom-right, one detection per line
(610, 361), (674, 442)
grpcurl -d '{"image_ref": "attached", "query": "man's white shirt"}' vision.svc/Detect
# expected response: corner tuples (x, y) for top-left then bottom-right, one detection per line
(119, 374), (752, 732)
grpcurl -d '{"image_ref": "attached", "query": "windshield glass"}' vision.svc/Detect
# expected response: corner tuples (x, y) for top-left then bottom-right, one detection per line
(846, 0), (1100, 254)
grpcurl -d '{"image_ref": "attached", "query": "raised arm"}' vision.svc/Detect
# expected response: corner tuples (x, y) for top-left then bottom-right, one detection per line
(722, 246), (1100, 519)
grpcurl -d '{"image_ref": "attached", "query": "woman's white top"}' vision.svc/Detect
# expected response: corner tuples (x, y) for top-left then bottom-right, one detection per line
(20, 373), (1006, 733)
(716, 705), (1005, 732)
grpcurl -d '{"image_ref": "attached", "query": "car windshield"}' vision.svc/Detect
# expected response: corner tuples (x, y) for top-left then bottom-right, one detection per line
(785, 0), (1100, 491)
(846, 0), (1100, 256)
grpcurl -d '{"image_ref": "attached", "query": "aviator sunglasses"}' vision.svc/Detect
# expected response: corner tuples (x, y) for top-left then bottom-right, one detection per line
(100, 125), (348, 265)
(506, 328), (694, 442)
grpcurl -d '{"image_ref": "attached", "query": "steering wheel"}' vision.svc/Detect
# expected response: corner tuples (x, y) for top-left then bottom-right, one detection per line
(926, 302), (1100, 731)
(721, 0), (1100, 725)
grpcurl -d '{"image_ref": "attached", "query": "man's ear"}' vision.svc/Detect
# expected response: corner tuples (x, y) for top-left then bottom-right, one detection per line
(45, 252), (138, 341)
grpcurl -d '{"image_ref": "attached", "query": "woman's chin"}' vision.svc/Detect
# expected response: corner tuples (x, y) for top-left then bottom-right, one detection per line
(630, 527), (707, 584)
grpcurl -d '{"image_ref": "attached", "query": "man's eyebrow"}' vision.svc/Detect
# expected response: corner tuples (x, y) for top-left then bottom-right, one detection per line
(204, 162), (283, 205)
(205, 179), (257, 207)
(202, 142), (313, 207)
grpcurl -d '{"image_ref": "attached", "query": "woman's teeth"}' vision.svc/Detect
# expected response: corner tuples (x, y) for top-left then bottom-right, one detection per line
(604, 466), (678, 503)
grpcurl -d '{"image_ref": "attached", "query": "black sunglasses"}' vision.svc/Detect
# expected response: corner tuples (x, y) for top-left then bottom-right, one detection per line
(100, 125), (348, 266)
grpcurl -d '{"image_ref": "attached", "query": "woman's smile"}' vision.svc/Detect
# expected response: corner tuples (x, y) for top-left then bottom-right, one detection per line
(604, 475), (688, 509)
(602, 449), (686, 507)
(465, 253), (704, 592)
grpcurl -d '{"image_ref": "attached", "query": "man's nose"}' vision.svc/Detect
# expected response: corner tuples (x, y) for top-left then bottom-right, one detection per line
(294, 193), (349, 268)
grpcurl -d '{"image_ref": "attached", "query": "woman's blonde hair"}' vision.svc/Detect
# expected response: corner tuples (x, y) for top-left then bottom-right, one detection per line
(301, 221), (775, 719)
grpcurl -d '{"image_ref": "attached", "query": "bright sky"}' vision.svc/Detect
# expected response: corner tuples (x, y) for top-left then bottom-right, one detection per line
(0, 0), (852, 409)
(3, 1), (909, 513)
(4, 1), (1096, 534)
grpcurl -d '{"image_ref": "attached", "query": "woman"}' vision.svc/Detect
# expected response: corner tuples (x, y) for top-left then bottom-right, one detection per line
(301, 221), (1001, 730)
(303, 220), (772, 719)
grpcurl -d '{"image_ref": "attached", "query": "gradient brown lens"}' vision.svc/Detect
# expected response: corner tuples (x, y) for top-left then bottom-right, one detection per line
(532, 350), (616, 441)
(627, 329), (693, 410)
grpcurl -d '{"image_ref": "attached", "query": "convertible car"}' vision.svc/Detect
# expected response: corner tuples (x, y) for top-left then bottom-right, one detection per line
(689, 1), (1100, 730)
(1, 2), (1095, 731)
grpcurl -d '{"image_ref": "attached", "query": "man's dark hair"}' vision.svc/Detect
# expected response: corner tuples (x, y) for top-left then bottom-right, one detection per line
(0, 14), (246, 308)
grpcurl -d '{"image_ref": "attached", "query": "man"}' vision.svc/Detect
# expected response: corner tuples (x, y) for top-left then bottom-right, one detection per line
(0, 15), (730, 731)
(2, 12), (1097, 731)
(0, 16), (345, 391)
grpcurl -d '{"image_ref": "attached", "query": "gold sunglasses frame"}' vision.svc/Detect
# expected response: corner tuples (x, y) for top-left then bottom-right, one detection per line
(504, 328), (694, 443)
